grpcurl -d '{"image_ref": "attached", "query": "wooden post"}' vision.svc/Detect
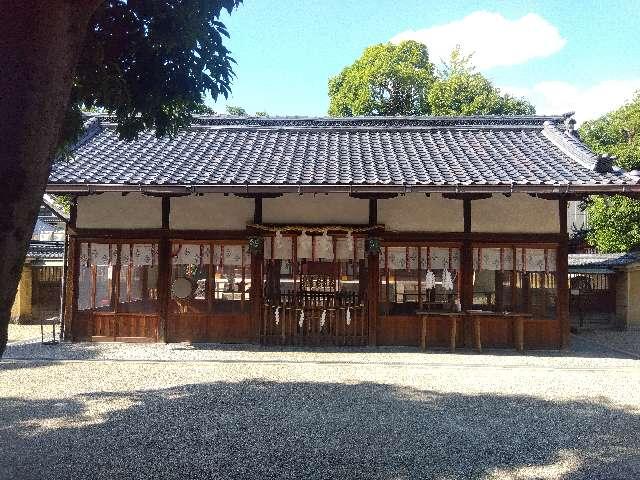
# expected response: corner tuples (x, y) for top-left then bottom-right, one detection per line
(557, 197), (570, 349)
(63, 236), (77, 340)
(250, 251), (264, 343)
(514, 316), (524, 352)
(157, 196), (171, 343)
(367, 250), (379, 346)
(254, 197), (263, 224)
(461, 199), (474, 347)
(449, 316), (457, 352)
(473, 317), (481, 352)
(368, 198), (378, 226)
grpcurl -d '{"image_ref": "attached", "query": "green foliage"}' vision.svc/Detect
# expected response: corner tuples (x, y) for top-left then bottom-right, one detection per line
(65, 0), (242, 147)
(428, 48), (535, 115)
(328, 43), (534, 117)
(226, 105), (248, 116)
(579, 92), (640, 252)
(585, 196), (640, 252)
(580, 92), (640, 171)
(328, 41), (436, 116)
(254, 111), (269, 117)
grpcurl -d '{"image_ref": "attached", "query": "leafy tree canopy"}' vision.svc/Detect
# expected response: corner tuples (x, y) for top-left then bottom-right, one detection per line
(67, 0), (243, 146)
(226, 105), (248, 116)
(579, 92), (640, 252)
(328, 41), (436, 116)
(328, 43), (534, 117)
(585, 196), (640, 252)
(428, 48), (535, 116)
(580, 92), (640, 171)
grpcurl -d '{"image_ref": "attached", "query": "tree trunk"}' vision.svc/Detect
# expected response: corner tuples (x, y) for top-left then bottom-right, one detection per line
(0, 1), (102, 357)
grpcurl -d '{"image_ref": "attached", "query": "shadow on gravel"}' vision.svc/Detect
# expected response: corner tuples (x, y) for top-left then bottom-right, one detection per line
(1, 381), (638, 480)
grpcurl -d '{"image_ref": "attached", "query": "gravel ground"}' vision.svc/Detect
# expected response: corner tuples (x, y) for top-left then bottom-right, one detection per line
(2, 325), (639, 480)
(578, 327), (640, 358)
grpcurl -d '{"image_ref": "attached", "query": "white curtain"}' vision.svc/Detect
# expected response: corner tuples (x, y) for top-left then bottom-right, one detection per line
(90, 243), (112, 266)
(133, 244), (157, 266)
(420, 247), (460, 270)
(473, 247), (556, 272)
(297, 233), (313, 259)
(335, 236), (355, 261)
(273, 235), (293, 260)
(173, 244), (210, 265)
(315, 234), (334, 260)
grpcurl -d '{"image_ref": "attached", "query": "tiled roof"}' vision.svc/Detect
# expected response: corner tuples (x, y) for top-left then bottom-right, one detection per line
(569, 253), (640, 270)
(27, 241), (65, 261)
(47, 114), (640, 194)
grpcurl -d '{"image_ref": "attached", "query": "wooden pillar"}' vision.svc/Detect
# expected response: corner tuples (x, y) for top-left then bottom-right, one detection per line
(557, 197), (570, 349)
(157, 196), (171, 342)
(368, 198), (378, 225)
(250, 251), (264, 343)
(461, 198), (473, 310)
(254, 197), (263, 224)
(367, 250), (379, 346)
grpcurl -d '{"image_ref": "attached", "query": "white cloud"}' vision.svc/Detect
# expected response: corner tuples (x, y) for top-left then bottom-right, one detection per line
(501, 79), (640, 123)
(391, 11), (566, 70)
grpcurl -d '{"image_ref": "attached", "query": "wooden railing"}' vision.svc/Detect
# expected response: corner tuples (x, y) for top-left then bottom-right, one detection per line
(261, 302), (367, 346)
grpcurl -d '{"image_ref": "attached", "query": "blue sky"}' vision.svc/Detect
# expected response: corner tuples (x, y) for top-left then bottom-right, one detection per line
(209, 0), (640, 122)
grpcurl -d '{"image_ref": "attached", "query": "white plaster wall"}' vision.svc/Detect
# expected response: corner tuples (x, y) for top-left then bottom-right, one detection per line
(170, 194), (254, 230)
(77, 193), (162, 229)
(262, 194), (368, 224)
(472, 194), (559, 233)
(378, 194), (463, 231)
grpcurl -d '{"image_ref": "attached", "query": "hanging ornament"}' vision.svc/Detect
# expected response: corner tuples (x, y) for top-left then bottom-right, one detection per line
(442, 269), (454, 291)
(274, 306), (280, 326)
(346, 307), (351, 326)
(425, 270), (436, 290)
(320, 309), (327, 328)
(298, 309), (304, 328)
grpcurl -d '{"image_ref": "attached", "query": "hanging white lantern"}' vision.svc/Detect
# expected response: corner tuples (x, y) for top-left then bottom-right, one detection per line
(274, 306), (280, 326)
(298, 309), (304, 328)
(320, 309), (327, 328)
(346, 307), (351, 326)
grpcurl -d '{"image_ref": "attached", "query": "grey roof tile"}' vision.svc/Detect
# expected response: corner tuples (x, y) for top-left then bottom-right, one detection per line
(48, 115), (640, 190)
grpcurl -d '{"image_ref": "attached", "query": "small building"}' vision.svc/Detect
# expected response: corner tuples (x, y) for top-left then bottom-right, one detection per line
(569, 252), (640, 329)
(11, 197), (68, 323)
(46, 114), (640, 350)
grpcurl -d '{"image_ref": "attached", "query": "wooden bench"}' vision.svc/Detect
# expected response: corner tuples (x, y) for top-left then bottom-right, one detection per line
(417, 311), (464, 352)
(466, 311), (531, 353)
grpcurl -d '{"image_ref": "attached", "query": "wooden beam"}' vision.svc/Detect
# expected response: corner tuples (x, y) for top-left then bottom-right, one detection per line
(350, 192), (398, 200)
(557, 197), (570, 349)
(443, 193), (492, 201)
(368, 198), (377, 226)
(142, 192), (190, 198)
(529, 193), (587, 202)
(234, 193), (283, 199)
